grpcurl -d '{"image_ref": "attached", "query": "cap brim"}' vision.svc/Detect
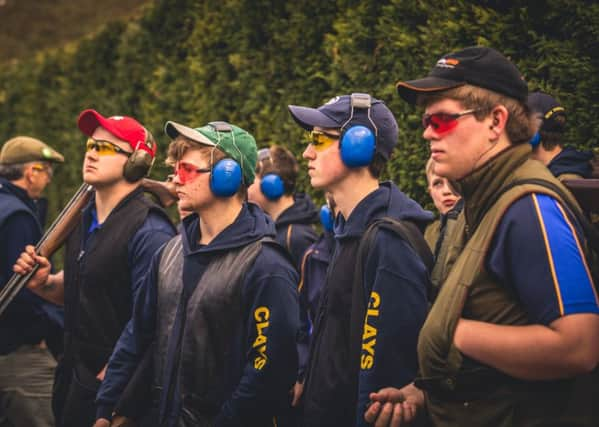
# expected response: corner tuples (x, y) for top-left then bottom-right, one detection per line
(396, 77), (465, 104)
(288, 105), (340, 131)
(164, 121), (216, 146)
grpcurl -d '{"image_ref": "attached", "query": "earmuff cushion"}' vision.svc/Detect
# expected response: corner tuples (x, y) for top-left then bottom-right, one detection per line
(340, 125), (376, 167)
(529, 132), (541, 148)
(210, 158), (243, 197)
(260, 173), (285, 200)
(320, 204), (334, 232)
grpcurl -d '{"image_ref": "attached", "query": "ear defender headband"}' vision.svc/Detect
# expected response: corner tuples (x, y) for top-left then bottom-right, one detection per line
(208, 121), (243, 197)
(257, 148), (285, 200)
(123, 128), (155, 182)
(339, 93), (378, 168)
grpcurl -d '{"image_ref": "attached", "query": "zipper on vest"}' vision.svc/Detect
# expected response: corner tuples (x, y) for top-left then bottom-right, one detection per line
(77, 250), (85, 263)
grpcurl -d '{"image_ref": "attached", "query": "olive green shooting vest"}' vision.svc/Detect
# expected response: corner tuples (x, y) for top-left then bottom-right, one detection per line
(417, 145), (599, 427)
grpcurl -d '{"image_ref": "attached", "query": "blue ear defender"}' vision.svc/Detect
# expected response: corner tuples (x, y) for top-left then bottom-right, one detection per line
(340, 125), (376, 167)
(260, 173), (285, 200)
(207, 121), (244, 197)
(529, 131), (541, 148)
(210, 158), (243, 197)
(339, 93), (378, 168)
(320, 204), (334, 232)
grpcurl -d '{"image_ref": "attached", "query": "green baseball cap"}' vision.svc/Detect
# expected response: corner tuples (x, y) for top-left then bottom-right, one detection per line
(0, 136), (64, 165)
(165, 120), (257, 185)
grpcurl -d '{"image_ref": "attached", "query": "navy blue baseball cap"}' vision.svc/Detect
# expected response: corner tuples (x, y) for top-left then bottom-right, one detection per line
(527, 92), (566, 133)
(288, 93), (399, 160)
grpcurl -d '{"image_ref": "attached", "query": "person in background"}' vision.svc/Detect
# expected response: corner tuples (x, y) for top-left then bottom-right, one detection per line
(528, 91), (593, 180)
(0, 136), (64, 427)
(248, 145), (318, 270)
(423, 158), (462, 298)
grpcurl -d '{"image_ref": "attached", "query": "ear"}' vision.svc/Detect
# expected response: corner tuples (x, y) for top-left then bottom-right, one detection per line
(488, 105), (509, 140)
(23, 164), (35, 183)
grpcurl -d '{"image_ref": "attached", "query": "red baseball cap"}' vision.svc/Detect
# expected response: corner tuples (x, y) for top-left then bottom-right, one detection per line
(77, 109), (156, 158)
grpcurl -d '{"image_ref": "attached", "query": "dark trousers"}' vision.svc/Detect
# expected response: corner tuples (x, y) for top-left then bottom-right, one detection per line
(54, 363), (100, 427)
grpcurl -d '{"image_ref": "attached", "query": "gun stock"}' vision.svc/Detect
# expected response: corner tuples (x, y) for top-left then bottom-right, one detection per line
(563, 179), (599, 214)
(141, 178), (178, 208)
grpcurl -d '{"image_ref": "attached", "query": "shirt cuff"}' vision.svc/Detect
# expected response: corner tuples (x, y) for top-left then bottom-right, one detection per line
(95, 404), (114, 422)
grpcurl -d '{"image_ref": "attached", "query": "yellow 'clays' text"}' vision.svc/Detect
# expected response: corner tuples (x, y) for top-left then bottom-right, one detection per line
(253, 306), (269, 370)
(361, 291), (380, 370)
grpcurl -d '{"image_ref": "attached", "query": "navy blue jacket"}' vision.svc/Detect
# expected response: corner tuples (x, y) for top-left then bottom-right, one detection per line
(96, 203), (300, 426)
(275, 193), (318, 270)
(547, 146), (593, 178)
(301, 181), (432, 427)
(0, 177), (63, 354)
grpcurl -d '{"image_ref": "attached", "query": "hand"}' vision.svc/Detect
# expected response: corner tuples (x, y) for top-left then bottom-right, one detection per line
(96, 364), (107, 381)
(13, 245), (51, 290)
(364, 384), (424, 427)
(291, 381), (304, 407)
(92, 419), (110, 427)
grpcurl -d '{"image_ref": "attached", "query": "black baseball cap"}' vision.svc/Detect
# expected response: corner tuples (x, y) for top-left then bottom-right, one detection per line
(527, 92), (566, 133)
(396, 46), (528, 104)
(287, 94), (399, 160)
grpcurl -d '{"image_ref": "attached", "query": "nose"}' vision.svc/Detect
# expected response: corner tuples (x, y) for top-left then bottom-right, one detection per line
(303, 144), (315, 160)
(172, 170), (183, 185)
(423, 124), (436, 141)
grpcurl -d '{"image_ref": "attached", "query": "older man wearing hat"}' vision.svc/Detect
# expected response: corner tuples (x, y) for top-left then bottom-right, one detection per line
(0, 136), (63, 427)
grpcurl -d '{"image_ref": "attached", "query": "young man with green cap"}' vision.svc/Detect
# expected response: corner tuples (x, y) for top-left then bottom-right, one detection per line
(13, 111), (175, 427)
(366, 46), (599, 427)
(94, 121), (300, 427)
(0, 136), (64, 427)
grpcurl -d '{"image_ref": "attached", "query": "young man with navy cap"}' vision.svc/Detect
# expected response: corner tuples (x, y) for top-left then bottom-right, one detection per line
(528, 91), (594, 180)
(288, 94), (432, 427)
(13, 110), (175, 427)
(366, 46), (599, 427)
(94, 120), (300, 427)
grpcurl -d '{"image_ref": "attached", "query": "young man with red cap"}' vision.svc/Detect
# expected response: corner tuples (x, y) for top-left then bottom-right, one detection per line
(366, 46), (599, 427)
(287, 94), (432, 427)
(13, 110), (175, 427)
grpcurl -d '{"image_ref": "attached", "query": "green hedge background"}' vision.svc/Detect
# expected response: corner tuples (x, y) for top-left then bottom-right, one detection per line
(1, 0), (598, 222)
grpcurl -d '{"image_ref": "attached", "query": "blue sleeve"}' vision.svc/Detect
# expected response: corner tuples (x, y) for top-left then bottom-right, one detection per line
(1, 212), (39, 286)
(356, 229), (429, 427)
(487, 194), (599, 325)
(0, 212), (44, 304)
(296, 249), (313, 381)
(95, 245), (164, 420)
(127, 212), (175, 301)
(216, 248), (300, 426)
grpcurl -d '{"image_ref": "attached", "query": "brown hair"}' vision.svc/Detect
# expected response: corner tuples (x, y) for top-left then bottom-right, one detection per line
(418, 85), (535, 144)
(257, 145), (299, 195)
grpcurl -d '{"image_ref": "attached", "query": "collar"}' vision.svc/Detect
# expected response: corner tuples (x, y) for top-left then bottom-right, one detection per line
(451, 144), (531, 231)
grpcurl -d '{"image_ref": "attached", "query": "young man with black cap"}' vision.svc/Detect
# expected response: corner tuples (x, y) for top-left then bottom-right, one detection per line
(93, 121), (300, 427)
(366, 47), (599, 427)
(248, 145), (318, 270)
(288, 93), (432, 427)
(528, 91), (594, 180)
(0, 136), (64, 427)
(13, 110), (175, 427)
